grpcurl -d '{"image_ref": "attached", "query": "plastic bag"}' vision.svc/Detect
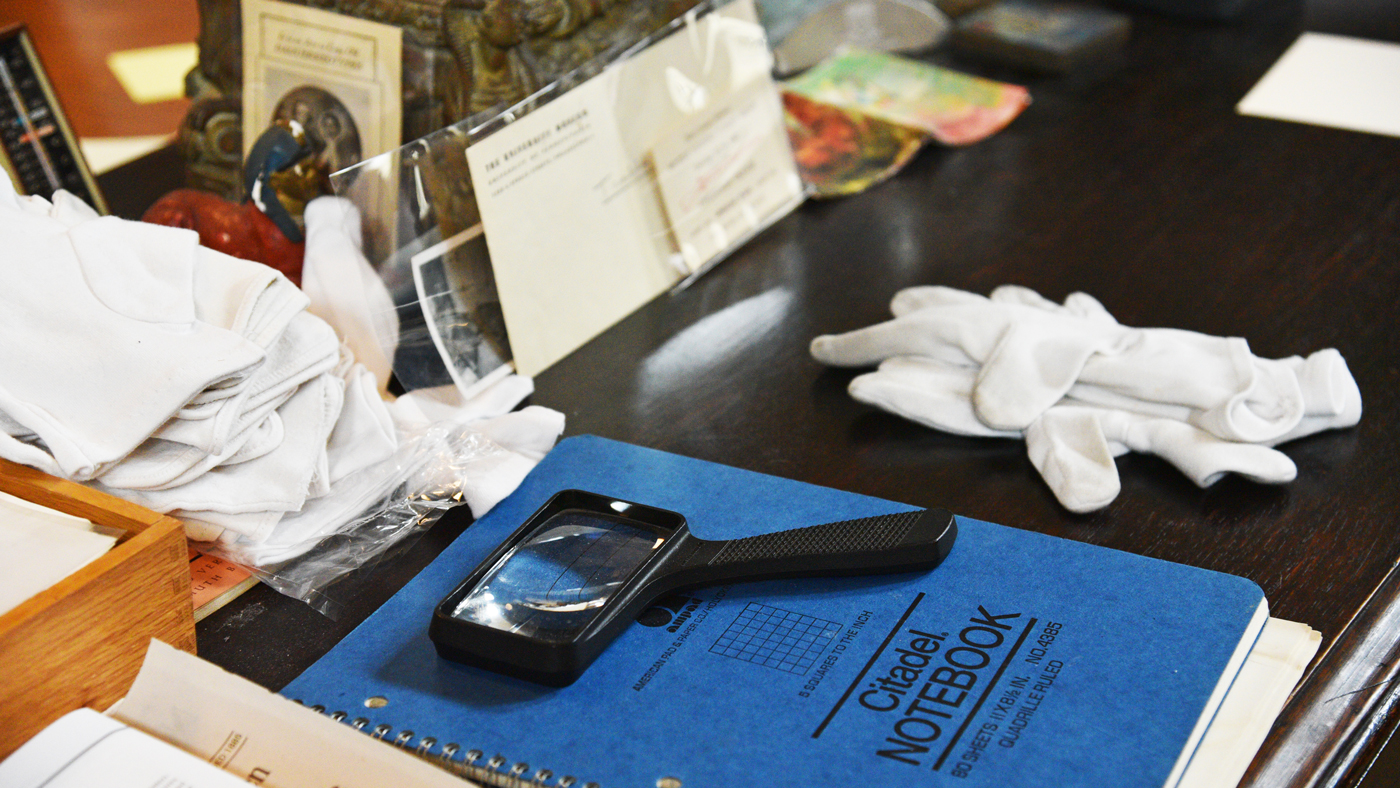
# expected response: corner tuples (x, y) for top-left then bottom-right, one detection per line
(196, 421), (517, 618)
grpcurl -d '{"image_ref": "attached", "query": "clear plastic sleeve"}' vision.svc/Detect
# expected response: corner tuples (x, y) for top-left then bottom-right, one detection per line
(328, 0), (806, 383)
(195, 422), (518, 619)
(194, 0), (801, 615)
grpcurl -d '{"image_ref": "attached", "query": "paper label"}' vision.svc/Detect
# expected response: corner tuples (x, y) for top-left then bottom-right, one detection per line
(653, 84), (803, 270)
(241, 0), (402, 162)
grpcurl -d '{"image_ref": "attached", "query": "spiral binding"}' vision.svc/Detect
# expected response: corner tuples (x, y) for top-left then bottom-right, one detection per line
(292, 699), (603, 788)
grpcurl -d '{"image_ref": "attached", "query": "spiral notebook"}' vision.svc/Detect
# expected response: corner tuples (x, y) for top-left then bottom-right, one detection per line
(281, 435), (1268, 788)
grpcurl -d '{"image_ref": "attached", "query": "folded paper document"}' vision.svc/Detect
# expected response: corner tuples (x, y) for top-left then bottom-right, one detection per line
(0, 640), (469, 788)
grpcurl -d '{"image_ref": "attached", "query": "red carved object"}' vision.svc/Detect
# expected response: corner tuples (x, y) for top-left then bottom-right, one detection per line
(142, 188), (306, 286)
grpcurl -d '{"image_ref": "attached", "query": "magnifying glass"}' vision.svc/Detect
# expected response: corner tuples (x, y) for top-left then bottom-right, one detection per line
(429, 490), (956, 686)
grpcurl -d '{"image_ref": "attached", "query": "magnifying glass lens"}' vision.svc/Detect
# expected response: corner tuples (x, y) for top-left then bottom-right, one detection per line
(451, 511), (666, 642)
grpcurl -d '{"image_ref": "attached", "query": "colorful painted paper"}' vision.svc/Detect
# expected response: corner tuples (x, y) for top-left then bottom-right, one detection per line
(782, 48), (1030, 146)
(782, 91), (927, 197)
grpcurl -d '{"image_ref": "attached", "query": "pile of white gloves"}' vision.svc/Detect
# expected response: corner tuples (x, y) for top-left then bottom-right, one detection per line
(0, 175), (563, 564)
(810, 285), (1362, 512)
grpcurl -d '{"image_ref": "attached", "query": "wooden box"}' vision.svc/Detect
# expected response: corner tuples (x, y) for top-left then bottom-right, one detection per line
(0, 458), (196, 760)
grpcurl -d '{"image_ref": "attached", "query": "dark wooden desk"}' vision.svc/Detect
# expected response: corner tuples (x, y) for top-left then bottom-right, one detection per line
(100, 1), (1400, 786)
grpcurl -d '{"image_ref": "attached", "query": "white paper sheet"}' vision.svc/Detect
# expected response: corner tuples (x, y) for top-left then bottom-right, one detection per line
(0, 492), (116, 616)
(1176, 617), (1322, 788)
(1237, 32), (1400, 138)
(0, 708), (248, 788)
(465, 0), (802, 377)
(112, 640), (472, 788)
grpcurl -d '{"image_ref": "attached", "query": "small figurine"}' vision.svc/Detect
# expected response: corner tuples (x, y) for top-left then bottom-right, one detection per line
(143, 120), (315, 284)
(262, 86), (361, 234)
(243, 119), (313, 243)
(141, 188), (307, 285)
(443, 0), (542, 116)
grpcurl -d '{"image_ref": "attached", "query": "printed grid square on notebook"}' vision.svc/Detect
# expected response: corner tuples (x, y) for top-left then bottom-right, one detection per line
(710, 602), (843, 674)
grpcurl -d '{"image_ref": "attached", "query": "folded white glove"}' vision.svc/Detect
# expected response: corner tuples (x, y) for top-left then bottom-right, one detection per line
(301, 196), (400, 395)
(101, 371), (345, 542)
(1, 176), (567, 577)
(150, 310), (341, 457)
(323, 354), (400, 485)
(386, 374), (537, 430)
(98, 311), (342, 493)
(0, 193), (268, 479)
(200, 373), (555, 560)
(812, 286), (1362, 512)
(1025, 406), (1298, 513)
(845, 355), (1301, 512)
(812, 285), (1310, 443)
(846, 355), (1018, 439)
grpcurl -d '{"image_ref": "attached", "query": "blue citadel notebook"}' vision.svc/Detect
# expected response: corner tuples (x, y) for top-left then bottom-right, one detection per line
(281, 436), (1268, 788)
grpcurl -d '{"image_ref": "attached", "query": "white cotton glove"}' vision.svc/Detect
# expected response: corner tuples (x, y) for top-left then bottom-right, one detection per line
(1272, 349), (1363, 443)
(164, 356), (398, 548)
(208, 408), (566, 566)
(151, 311), (341, 455)
(0, 197), (268, 480)
(812, 285), (1362, 512)
(386, 374), (537, 430)
(98, 311), (342, 492)
(301, 196), (400, 395)
(847, 355), (1019, 438)
(454, 407), (567, 515)
(322, 352), (399, 485)
(811, 285), (1310, 443)
(1024, 406), (1298, 513)
(845, 355), (1300, 512)
(205, 374), (561, 562)
(100, 372), (345, 542)
(386, 375), (563, 515)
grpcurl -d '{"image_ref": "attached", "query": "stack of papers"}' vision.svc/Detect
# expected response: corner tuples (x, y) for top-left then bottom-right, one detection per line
(1180, 617), (1321, 788)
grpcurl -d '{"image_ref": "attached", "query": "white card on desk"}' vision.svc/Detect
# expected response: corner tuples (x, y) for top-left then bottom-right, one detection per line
(1237, 32), (1400, 138)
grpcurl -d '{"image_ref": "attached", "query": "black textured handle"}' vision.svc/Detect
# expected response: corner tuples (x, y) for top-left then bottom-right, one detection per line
(710, 510), (925, 565)
(672, 508), (956, 585)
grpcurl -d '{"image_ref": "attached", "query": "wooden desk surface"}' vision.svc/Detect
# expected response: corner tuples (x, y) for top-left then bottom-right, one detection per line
(94, 1), (1400, 786)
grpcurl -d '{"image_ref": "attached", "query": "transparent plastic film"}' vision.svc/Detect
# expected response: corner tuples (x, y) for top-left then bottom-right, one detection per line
(328, 140), (514, 401)
(195, 424), (523, 618)
(328, 0), (806, 380)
